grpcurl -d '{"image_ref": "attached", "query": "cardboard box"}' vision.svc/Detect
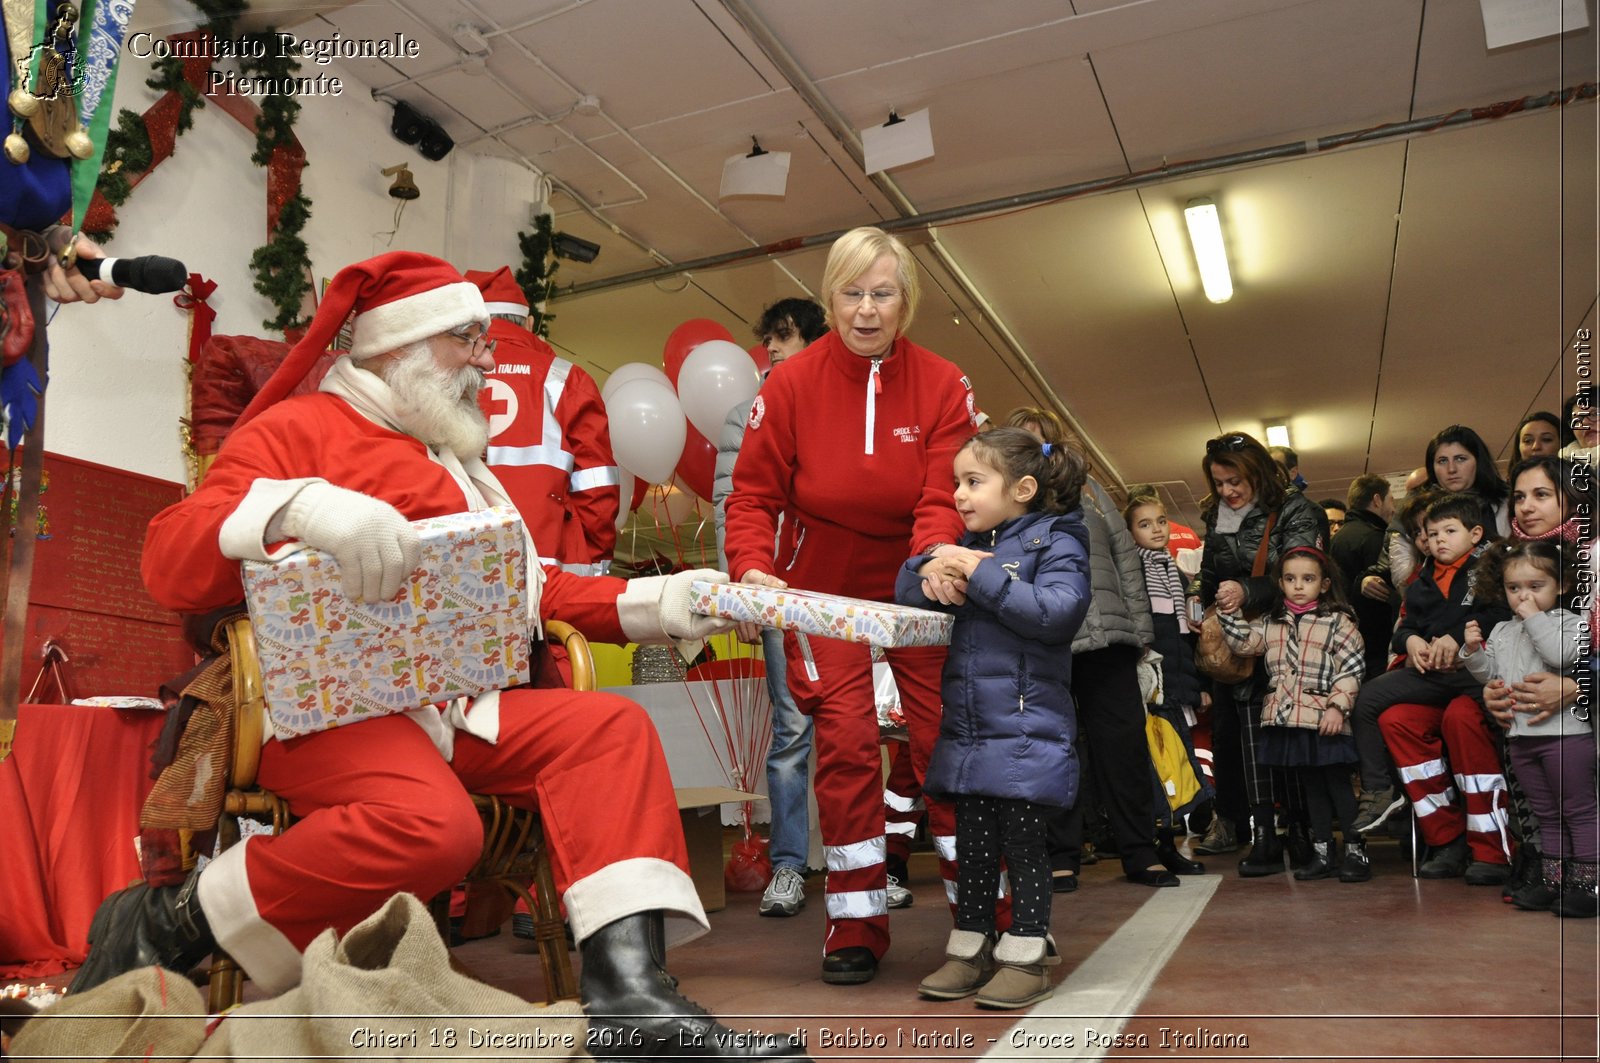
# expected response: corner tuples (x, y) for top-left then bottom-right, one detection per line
(687, 580), (952, 648)
(676, 786), (760, 913)
(242, 508), (531, 739)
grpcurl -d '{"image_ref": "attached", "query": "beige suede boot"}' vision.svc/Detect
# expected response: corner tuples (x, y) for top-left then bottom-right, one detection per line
(918, 929), (993, 1000)
(975, 933), (1053, 1009)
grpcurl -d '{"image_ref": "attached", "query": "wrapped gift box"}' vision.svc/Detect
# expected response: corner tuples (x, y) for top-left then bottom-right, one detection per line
(687, 580), (952, 648)
(243, 508), (531, 739)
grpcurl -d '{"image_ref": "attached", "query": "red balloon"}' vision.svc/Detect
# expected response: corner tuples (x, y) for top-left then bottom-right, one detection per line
(630, 474), (651, 514)
(663, 319), (735, 389)
(675, 424), (717, 501)
(747, 341), (770, 377)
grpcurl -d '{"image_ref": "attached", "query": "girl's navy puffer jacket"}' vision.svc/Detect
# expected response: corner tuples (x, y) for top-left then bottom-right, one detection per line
(895, 509), (1091, 809)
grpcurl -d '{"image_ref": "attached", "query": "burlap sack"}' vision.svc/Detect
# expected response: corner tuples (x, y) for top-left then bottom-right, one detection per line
(9, 966), (208, 1063)
(198, 892), (587, 1060)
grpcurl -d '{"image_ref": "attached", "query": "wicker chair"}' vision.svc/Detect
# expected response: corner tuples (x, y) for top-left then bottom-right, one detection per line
(207, 615), (592, 1011)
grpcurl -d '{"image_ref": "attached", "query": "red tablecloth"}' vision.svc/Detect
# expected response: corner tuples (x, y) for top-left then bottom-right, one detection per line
(0, 703), (164, 979)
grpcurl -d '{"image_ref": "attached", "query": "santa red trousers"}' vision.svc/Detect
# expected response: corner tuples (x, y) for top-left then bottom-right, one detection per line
(199, 689), (697, 993)
(1378, 696), (1512, 864)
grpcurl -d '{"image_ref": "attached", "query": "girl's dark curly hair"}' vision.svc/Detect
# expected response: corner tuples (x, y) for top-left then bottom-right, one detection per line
(1470, 538), (1585, 613)
(961, 426), (1087, 516)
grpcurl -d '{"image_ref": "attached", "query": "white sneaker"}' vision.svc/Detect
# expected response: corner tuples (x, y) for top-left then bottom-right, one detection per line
(886, 873), (914, 909)
(759, 866), (806, 917)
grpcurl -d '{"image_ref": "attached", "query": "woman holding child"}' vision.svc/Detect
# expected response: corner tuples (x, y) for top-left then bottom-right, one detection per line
(1194, 432), (1328, 875)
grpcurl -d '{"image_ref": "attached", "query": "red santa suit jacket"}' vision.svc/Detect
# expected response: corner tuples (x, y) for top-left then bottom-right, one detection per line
(478, 323), (619, 575)
(143, 393), (634, 644)
(723, 330), (973, 601)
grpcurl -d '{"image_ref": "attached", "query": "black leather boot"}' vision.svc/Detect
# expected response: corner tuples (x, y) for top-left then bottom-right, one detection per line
(69, 867), (214, 994)
(580, 911), (810, 1060)
(1156, 829), (1206, 875)
(1285, 821), (1314, 869)
(1237, 809), (1285, 877)
(1293, 840), (1336, 881)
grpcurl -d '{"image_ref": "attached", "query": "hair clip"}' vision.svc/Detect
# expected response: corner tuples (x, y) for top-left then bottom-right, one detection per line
(1041, 443), (1053, 456)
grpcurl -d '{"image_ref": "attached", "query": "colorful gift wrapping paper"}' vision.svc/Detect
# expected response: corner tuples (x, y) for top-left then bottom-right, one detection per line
(687, 580), (952, 648)
(243, 508), (531, 738)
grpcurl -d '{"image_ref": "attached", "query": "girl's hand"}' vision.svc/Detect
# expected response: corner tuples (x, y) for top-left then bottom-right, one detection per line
(1200, 691), (1212, 710)
(917, 557), (969, 606)
(1512, 597), (1541, 620)
(1463, 620), (1483, 654)
(1215, 580), (1245, 613)
(945, 547), (992, 579)
(1406, 635), (1433, 673)
(1318, 709), (1345, 737)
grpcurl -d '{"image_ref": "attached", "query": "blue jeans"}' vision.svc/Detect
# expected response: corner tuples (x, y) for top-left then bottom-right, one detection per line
(763, 626), (813, 871)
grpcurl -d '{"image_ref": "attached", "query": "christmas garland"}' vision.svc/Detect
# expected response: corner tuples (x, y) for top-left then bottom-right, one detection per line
(515, 213), (558, 339)
(85, 0), (314, 333)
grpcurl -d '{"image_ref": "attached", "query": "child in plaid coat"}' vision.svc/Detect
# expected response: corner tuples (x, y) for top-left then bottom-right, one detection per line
(1220, 546), (1368, 881)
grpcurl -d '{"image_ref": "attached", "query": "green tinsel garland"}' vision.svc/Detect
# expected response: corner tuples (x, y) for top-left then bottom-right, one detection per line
(250, 191), (312, 332)
(515, 214), (559, 339)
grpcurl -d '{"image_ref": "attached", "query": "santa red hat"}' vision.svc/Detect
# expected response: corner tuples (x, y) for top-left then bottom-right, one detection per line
(237, 251), (485, 428)
(464, 266), (531, 318)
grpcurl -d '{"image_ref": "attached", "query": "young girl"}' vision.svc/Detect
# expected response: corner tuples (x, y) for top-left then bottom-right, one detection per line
(895, 426), (1091, 1009)
(1463, 540), (1596, 918)
(1220, 547), (1369, 881)
(1124, 495), (1214, 870)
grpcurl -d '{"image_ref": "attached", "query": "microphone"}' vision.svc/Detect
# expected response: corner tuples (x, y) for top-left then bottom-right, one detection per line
(75, 255), (189, 294)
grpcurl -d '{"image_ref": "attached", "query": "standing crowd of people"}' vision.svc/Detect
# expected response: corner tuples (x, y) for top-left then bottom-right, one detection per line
(39, 218), (1596, 1047)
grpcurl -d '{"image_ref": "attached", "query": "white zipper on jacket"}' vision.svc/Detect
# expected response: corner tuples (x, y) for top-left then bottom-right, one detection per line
(865, 358), (882, 454)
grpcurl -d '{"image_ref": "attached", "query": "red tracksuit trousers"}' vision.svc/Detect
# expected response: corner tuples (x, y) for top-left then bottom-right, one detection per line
(785, 635), (966, 959)
(1378, 695), (1512, 864)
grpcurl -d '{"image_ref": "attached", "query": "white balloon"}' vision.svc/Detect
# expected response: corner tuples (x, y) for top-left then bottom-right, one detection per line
(605, 377), (686, 485)
(677, 340), (762, 441)
(660, 482), (706, 526)
(601, 362), (672, 405)
(615, 468), (636, 533)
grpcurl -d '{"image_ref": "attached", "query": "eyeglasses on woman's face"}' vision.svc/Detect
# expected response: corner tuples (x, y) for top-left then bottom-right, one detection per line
(835, 288), (901, 306)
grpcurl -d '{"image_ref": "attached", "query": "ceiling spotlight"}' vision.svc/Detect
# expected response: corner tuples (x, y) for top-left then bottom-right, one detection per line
(552, 232), (601, 264)
(1265, 423), (1291, 449)
(1183, 196), (1233, 303)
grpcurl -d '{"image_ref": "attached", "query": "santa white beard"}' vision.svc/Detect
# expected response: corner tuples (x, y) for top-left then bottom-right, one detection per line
(384, 341), (490, 460)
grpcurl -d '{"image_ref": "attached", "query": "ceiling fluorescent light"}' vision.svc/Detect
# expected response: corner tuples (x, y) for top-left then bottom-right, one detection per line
(1265, 424), (1291, 449)
(1183, 197), (1233, 304)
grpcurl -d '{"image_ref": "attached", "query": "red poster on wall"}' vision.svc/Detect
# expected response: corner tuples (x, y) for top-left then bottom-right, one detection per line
(5, 453), (194, 702)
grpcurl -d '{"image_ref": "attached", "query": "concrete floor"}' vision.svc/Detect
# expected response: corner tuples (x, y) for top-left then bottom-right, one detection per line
(442, 834), (1599, 1062)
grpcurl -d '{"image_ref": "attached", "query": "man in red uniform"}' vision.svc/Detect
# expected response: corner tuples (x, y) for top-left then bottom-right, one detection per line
(465, 266), (619, 575)
(69, 252), (807, 1063)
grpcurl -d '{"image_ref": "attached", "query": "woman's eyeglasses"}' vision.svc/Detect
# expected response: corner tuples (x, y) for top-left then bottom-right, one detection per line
(836, 288), (901, 306)
(446, 323), (497, 357)
(1205, 434), (1250, 455)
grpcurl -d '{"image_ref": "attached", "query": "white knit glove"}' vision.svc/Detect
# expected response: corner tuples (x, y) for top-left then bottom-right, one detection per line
(660, 568), (736, 640)
(618, 567), (735, 643)
(279, 482), (421, 602)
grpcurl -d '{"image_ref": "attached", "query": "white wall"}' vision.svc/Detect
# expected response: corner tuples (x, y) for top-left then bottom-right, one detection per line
(41, 52), (472, 483)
